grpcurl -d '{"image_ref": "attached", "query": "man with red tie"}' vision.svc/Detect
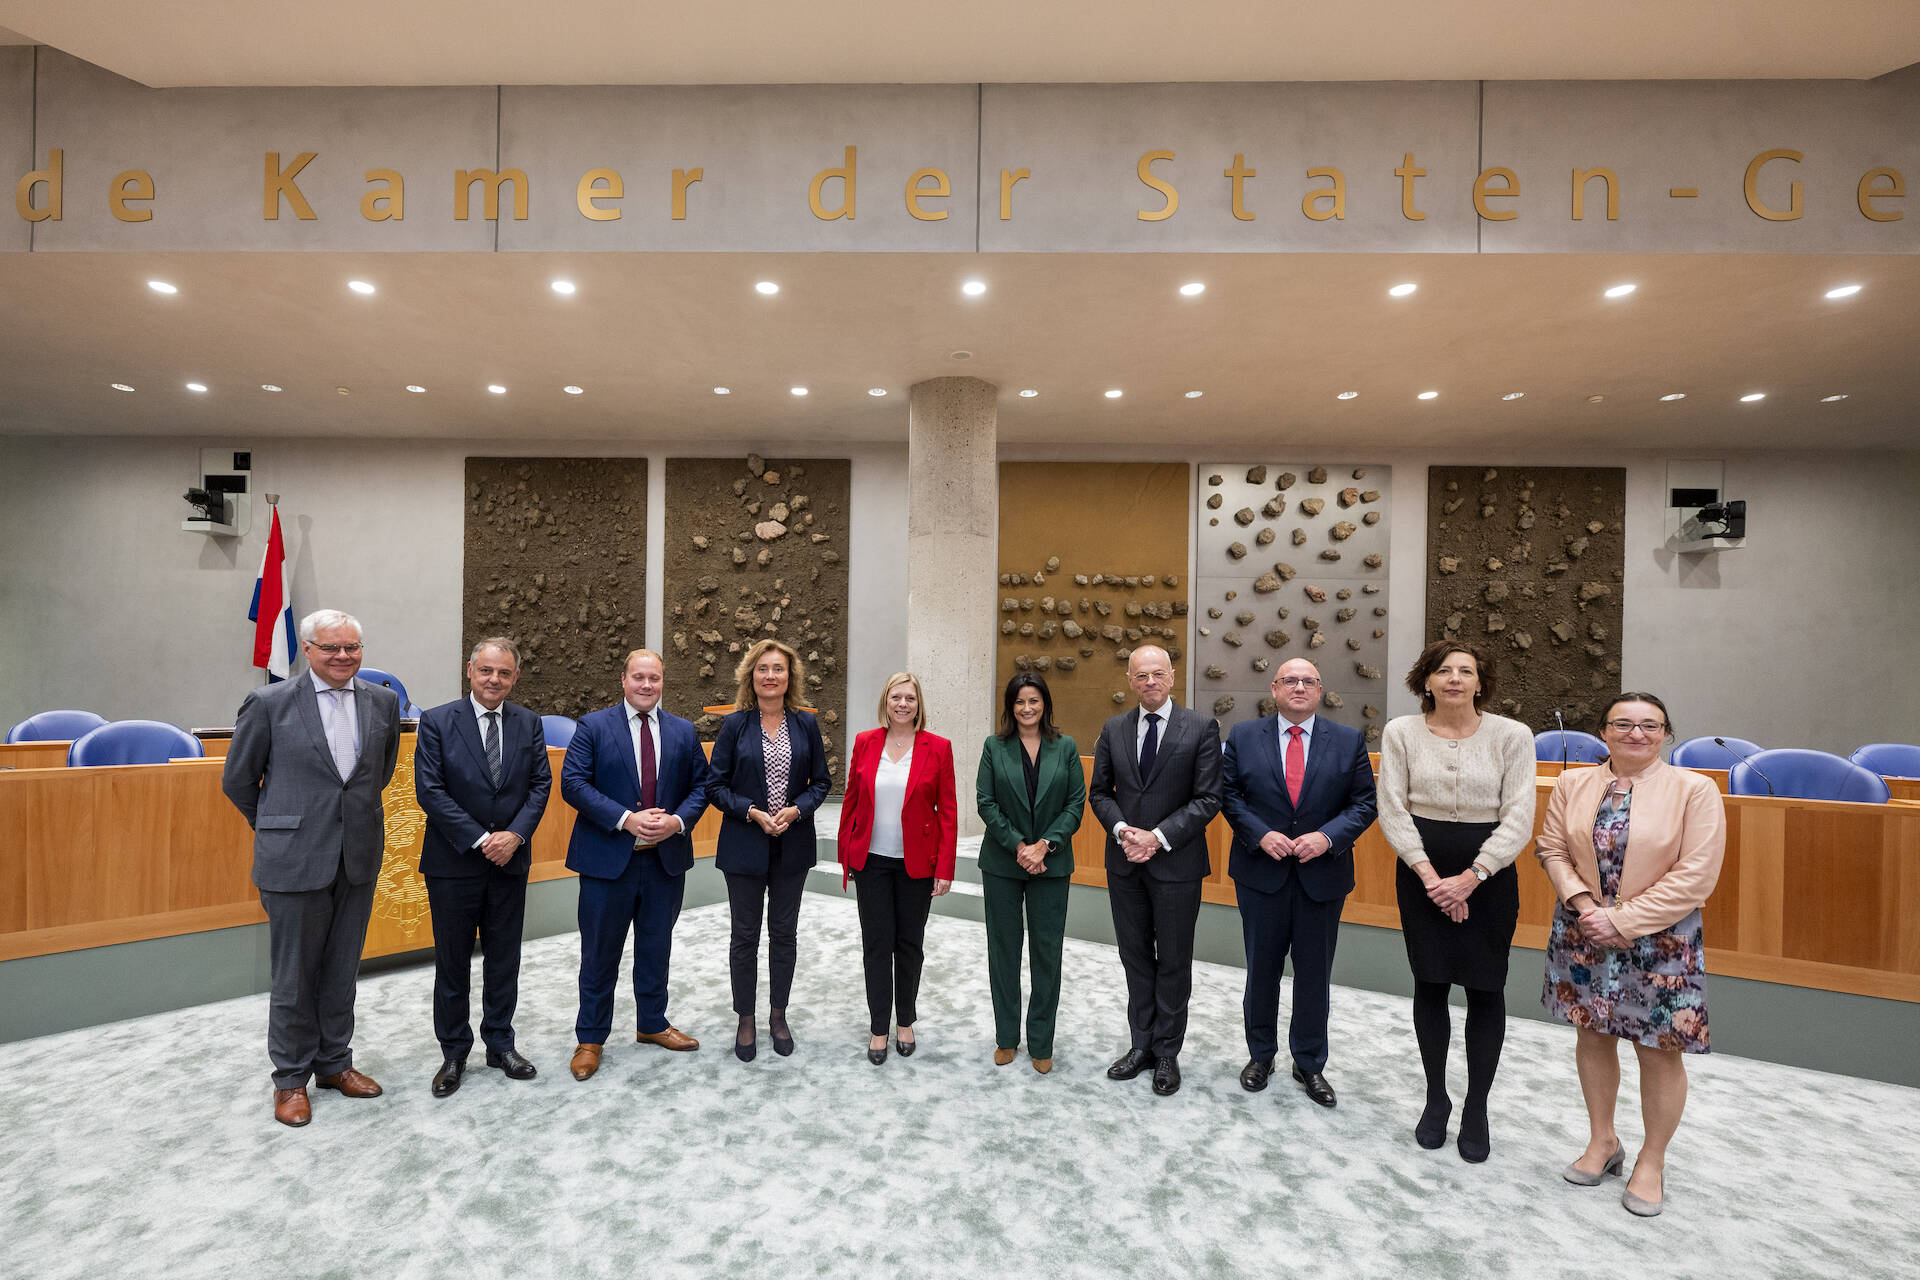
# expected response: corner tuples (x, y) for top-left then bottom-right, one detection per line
(559, 649), (712, 1082)
(1220, 658), (1378, 1109)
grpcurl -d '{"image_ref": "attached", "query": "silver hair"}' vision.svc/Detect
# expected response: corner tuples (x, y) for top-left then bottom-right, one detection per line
(469, 635), (521, 666)
(298, 609), (363, 645)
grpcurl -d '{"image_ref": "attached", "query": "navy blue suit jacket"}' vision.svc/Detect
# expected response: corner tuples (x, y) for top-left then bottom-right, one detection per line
(414, 697), (552, 878)
(707, 708), (831, 876)
(560, 702), (711, 879)
(1221, 715), (1379, 903)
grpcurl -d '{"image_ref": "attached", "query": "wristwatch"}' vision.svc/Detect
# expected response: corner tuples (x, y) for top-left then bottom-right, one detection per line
(1470, 864), (1490, 882)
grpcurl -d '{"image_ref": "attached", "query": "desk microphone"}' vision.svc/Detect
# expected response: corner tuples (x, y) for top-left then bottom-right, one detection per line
(1553, 706), (1569, 770)
(1714, 737), (1776, 796)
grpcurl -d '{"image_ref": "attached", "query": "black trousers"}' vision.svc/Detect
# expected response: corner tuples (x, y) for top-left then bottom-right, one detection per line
(724, 868), (809, 1015)
(425, 865), (528, 1058)
(1238, 877), (1343, 1072)
(1107, 870), (1203, 1058)
(851, 857), (935, 1036)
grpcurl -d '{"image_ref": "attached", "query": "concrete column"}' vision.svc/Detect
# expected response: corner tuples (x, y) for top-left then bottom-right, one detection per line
(907, 377), (998, 836)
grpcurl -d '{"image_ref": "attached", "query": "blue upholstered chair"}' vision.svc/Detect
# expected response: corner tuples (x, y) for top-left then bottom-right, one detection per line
(355, 667), (422, 717)
(1534, 729), (1609, 765)
(1848, 743), (1920, 780)
(67, 720), (205, 766)
(540, 714), (579, 751)
(1729, 748), (1890, 804)
(6, 709), (108, 743)
(1671, 736), (1763, 769)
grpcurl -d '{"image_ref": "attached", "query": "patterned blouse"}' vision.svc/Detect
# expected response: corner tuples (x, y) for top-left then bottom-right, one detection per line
(761, 715), (792, 812)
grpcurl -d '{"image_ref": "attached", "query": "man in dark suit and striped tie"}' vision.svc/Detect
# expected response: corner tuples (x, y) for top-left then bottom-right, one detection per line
(1088, 644), (1224, 1096)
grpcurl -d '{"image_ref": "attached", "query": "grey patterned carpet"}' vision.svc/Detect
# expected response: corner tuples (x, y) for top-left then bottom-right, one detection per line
(3, 894), (1914, 1279)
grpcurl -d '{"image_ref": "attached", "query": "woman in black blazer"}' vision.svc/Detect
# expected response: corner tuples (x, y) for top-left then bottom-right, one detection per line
(707, 638), (832, 1062)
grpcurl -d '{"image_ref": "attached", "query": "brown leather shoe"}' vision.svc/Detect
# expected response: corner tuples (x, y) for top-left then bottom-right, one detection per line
(994, 1047), (1015, 1066)
(636, 1026), (699, 1051)
(1032, 1057), (1053, 1074)
(273, 1087), (311, 1127)
(315, 1068), (383, 1098)
(570, 1043), (604, 1081)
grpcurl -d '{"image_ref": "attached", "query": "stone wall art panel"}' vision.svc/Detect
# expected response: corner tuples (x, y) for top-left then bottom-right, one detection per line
(1194, 464), (1392, 743)
(996, 462), (1190, 752)
(1424, 466), (1625, 731)
(462, 457), (647, 721)
(664, 455), (851, 790)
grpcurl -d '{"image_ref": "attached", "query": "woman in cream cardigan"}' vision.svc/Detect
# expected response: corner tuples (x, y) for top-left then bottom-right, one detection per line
(1537, 692), (1726, 1219)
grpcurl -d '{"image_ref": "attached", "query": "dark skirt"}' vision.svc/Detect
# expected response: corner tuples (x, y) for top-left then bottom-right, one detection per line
(1396, 816), (1519, 991)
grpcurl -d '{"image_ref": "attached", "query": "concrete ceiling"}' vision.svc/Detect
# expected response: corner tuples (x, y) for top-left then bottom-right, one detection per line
(0, 1), (1916, 87)
(1, 252), (1911, 449)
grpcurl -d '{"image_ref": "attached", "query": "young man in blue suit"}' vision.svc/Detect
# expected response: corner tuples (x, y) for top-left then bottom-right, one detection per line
(413, 637), (552, 1097)
(560, 649), (712, 1082)
(1221, 658), (1379, 1108)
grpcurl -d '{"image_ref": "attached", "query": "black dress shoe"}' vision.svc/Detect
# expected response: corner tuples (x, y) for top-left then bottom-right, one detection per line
(1240, 1059), (1274, 1092)
(735, 1016), (757, 1063)
(1292, 1064), (1337, 1108)
(485, 1048), (537, 1080)
(431, 1058), (466, 1098)
(894, 1035), (916, 1058)
(770, 1011), (795, 1058)
(867, 1043), (889, 1066)
(1107, 1048), (1152, 1080)
(1415, 1096), (1452, 1150)
(1152, 1056), (1182, 1096)
(1457, 1105), (1491, 1163)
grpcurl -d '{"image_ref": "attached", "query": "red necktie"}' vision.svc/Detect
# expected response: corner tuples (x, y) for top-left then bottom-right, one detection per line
(639, 712), (658, 810)
(1285, 724), (1305, 805)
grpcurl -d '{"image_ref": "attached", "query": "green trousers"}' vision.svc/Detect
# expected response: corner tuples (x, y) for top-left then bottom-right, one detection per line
(981, 870), (1070, 1059)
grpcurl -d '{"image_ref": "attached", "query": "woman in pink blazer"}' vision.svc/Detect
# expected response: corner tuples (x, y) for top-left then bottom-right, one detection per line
(1536, 691), (1726, 1219)
(837, 672), (957, 1065)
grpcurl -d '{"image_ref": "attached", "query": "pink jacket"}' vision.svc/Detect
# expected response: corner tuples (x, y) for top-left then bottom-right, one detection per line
(1534, 757), (1726, 941)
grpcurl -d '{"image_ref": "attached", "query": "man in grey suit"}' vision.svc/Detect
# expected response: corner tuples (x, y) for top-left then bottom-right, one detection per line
(1088, 644), (1224, 1096)
(221, 608), (401, 1128)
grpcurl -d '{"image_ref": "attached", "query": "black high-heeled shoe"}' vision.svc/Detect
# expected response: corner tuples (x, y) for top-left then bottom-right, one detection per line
(867, 1038), (889, 1066)
(1415, 1096), (1451, 1150)
(734, 1015), (757, 1063)
(894, 1031), (917, 1058)
(770, 1009), (795, 1057)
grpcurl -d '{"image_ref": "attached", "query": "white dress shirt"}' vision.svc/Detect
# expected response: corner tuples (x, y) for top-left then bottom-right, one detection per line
(617, 700), (685, 840)
(310, 668), (360, 755)
(1277, 712), (1317, 773)
(469, 694), (508, 849)
(1115, 699), (1178, 851)
(867, 747), (912, 858)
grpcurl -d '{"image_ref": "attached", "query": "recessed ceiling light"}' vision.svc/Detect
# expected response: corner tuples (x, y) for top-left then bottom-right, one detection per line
(110, 383), (135, 392)
(335, 386), (351, 396)
(405, 385), (426, 394)
(347, 280), (376, 295)
(550, 280), (576, 295)
(1184, 390), (1204, 399)
(1740, 392), (1766, 402)
(1825, 284), (1862, 299)
(185, 382), (207, 393)
(1336, 391), (1359, 401)
(867, 388), (887, 397)
(147, 280), (179, 295)
(713, 387), (731, 395)
(260, 384), (283, 393)
(1604, 283), (1636, 298)
(790, 386), (808, 396)
(1179, 282), (1206, 297)
(1659, 393), (1686, 402)
(1587, 394), (1606, 404)
(961, 280), (987, 297)
(950, 350), (973, 361)
(1018, 389), (1039, 398)
(1501, 392), (1525, 401)
(487, 384), (507, 395)
(1417, 390), (1439, 400)
(755, 281), (780, 295)
(562, 385), (584, 395)
(1388, 283), (1417, 297)
(1104, 389), (1123, 399)
(1820, 394), (1849, 402)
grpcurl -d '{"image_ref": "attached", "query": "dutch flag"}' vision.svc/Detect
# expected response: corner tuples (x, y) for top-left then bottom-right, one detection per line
(248, 504), (295, 681)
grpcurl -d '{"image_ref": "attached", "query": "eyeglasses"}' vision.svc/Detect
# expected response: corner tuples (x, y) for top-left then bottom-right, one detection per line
(307, 642), (363, 655)
(1277, 676), (1322, 689)
(1604, 720), (1665, 735)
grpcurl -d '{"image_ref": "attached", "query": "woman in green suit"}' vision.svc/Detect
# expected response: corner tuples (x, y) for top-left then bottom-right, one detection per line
(976, 672), (1086, 1074)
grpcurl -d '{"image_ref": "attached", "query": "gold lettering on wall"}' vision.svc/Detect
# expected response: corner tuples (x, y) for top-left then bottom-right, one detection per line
(1301, 166), (1346, 221)
(576, 168), (623, 221)
(1857, 166), (1905, 222)
(1744, 149), (1804, 221)
(1137, 150), (1178, 222)
(108, 169), (154, 222)
(455, 168), (529, 221)
(1473, 166), (1519, 221)
(999, 167), (1029, 220)
(1571, 167), (1620, 221)
(905, 167), (950, 221)
(1395, 152), (1426, 221)
(14, 148), (62, 222)
(1224, 153), (1255, 221)
(361, 169), (403, 221)
(263, 151), (317, 221)
(672, 168), (703, 220)
(810, 146), (858, 221)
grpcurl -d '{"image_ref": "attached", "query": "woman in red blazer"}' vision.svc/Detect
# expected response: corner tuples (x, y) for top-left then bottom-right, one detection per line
(837, 672), (957, 1065)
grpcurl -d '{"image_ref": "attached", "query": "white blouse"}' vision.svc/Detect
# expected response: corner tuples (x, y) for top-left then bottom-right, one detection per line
(867, 748), (913, 857)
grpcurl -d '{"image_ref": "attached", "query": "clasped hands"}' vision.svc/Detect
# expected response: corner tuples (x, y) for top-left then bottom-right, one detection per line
(1014, 840), (1050, 875)
(1119, 826), (1161, 863)
(1417, 865), (1478, 924)
(477, 831), (522, 866)
(747, 805), (801, 837)
(1258, 830), (1331, 864)
(1568, 894), (1628, 948)
(621, 808), (683, 844)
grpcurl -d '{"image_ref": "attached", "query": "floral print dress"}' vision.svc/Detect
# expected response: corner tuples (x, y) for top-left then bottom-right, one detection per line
(1542, 787), (1711, 1053)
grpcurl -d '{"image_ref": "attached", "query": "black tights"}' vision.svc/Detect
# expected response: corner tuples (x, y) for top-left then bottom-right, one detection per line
(1412, 981), (1505, 1116)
